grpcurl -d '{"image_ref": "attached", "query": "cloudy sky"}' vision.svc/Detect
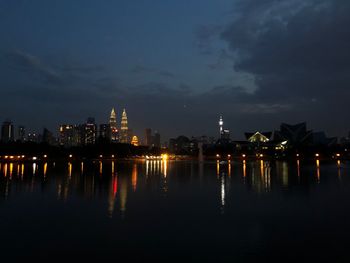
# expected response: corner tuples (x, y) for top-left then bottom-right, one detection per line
(1, 0), (349, 140)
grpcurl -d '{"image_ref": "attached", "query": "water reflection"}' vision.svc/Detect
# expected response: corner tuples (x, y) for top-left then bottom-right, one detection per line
(132, 163), (137, 192)
(316, 159), (321, 183)
(0, 159), (348, 217)
(220, 174), (225, 214)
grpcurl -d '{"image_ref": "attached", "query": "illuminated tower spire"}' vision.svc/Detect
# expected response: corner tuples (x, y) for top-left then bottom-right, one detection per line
(120, 108), (128, 143)
(110, 107), (118, 141)
(219, 115), (224, 136)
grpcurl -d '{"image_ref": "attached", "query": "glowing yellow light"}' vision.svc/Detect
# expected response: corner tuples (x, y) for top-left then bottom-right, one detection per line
(68, 162), (72, 177)
(21, 155), (25, 158)
(32, 157), (37, 160)
(43, 162), (47, 177)
(227, 154), (231, 158)
(216, 160), (220, 177)
(69, 154), (73, 158)
(99, 155), (103, 158)
(111, 154), (115, 158)
(259, 154), (264, 158)
(296, 153), (299, 157)
(43, 155), (47, 158)
(4, 156), (8, 159)
(336, 153), (341, 157)
(216, 154), (220, 158)
(10, 156), (14, 159)
(162, 154), (168, 160)
(99, 161), (103, 174)
(315, 153), (319, 157)
(242, 154), (246, 158)
(243, 160), (246, 178)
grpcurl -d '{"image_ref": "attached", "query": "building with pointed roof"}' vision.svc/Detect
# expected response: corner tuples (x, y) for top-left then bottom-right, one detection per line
(120, 108), (129, 143)
(109, 107), (119, 142)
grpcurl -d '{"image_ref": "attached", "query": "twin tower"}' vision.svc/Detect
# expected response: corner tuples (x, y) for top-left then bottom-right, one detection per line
(110, 108), (128, 143)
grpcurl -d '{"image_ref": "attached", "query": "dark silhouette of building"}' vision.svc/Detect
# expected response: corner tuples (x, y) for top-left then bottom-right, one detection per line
(169, 136), (191, 154)
(99, 124), (111, 142)
(18, 125), (26, 142)
(1, 120), (14, 143)
(274, 122), (312, 146)
(154, 131), (161, 147)
(42, 128), (55, 145)
(145, 128), (152, 146)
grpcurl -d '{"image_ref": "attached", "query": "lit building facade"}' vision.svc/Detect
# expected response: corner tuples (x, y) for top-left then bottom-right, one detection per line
(131, 136), (139, 146)
(120, 109), (128, 143)
(59, 125), (75, 147)
(109, 108), (119, 142)
(84, 117), (97, 145)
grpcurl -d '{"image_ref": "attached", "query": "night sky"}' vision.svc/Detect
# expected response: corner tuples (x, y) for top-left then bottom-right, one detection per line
(1, 0), (350, 140)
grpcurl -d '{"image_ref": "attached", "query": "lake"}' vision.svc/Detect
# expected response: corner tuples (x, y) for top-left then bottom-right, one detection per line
(0, 159), (349, 262)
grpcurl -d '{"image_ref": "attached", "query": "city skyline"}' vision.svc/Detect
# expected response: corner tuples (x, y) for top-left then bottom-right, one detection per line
(1, 1), (350, 139)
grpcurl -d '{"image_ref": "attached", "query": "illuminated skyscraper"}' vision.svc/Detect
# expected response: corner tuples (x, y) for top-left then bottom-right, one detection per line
(219, 116), (224, 136)
(84, 117), (97, 145)
(109, 108), (118, 142)
(120, 108), (128, 143)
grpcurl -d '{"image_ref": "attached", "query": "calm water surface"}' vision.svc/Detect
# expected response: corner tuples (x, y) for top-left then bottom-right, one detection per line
(0, 159), (350, 262)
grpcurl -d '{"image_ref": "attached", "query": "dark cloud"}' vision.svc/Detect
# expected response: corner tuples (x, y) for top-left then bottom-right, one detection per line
(221, 0), (350, 97)
(211, 0), (350, 136)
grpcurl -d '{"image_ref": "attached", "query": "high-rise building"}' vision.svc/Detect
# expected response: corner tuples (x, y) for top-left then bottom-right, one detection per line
(145, 128), (152, 146)
(109, 108), (118, 142)
(59, 125), (74, 147)
(99, 124), (111, 141)
(43, 128), (55, 145)
(219, 116), (224, 137)
(84, 117), (97, 145)
(18, 125), (26, 142)
(154, 130), (161, 148)
(1, 120), (14, 143)
(120, 109), (128, 143)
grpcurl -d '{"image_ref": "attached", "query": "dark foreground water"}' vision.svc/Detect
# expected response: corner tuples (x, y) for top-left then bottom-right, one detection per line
(0, 159), (350, 262)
